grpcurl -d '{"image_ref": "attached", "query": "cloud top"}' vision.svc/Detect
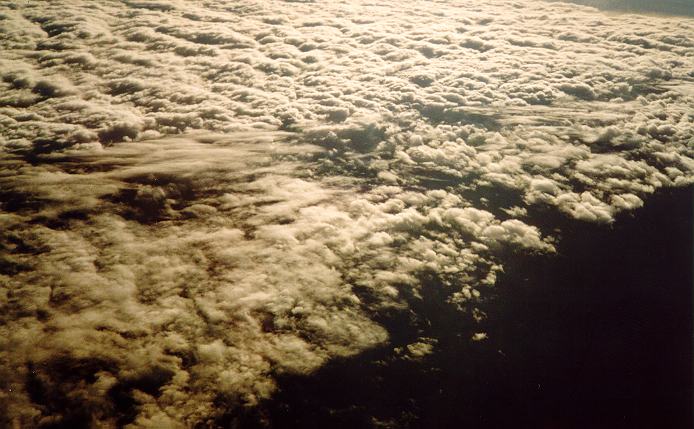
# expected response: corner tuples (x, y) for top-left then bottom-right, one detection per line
(1, 0), (692, 427)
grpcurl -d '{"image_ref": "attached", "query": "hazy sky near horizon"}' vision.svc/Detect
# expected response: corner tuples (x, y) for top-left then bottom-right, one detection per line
(555, 0), (693, 16)
(1, 1), (693, 427)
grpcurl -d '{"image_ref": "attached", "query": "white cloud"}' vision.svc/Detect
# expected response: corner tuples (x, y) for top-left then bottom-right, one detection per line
(1, 0), (693, 426)
(1, 133), (546, 426)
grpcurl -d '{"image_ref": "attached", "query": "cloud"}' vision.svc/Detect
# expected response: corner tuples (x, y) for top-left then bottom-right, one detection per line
(1, 0), (692, 426)
(0, 135), (378, 425)
(1, 133), (551, 426)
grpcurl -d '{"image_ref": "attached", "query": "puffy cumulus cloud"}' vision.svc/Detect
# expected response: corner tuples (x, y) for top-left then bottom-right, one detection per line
(0, 135), (361, 426)
(1, 0), (693, 426)
(0, 133), (551, 427)
(394, 337), (438, 361)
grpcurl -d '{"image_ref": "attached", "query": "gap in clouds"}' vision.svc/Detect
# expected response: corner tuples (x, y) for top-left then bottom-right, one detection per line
(243, 185), (693, 429)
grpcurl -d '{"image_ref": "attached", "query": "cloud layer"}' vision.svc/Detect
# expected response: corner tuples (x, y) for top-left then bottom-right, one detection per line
(0, 133), (550, 427)
(2, 0), (692, 221)
(1, 0), (692, 427)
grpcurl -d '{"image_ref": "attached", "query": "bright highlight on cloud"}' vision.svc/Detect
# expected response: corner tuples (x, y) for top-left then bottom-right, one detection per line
(0, 0), (692, 427)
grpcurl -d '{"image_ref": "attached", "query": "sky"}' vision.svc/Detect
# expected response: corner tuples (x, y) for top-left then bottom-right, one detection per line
(0, 1), (692, 428)
(558, 0), (694, 16)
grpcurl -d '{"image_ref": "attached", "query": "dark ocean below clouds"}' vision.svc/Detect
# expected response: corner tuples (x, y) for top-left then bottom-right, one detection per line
(233, 185), (694, 429)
